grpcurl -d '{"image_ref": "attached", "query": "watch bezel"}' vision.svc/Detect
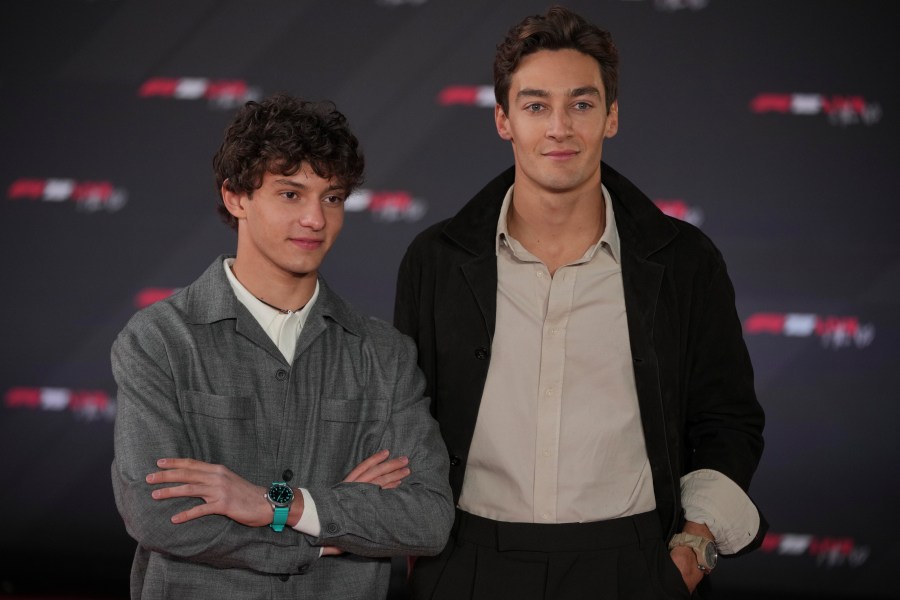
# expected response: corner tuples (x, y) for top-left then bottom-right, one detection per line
(702, 538), (719, 570)
(266, 482), (294, 508)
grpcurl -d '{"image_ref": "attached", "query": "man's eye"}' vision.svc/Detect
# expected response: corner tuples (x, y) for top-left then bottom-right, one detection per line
(574, 102), (591, 110)
(526, 104), (544, 113)
(282, 191), (298, 200)
(323, 196), (346, 205)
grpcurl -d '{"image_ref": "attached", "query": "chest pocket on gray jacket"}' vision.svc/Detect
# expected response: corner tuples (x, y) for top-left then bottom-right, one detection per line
(179, 390), (259, 469)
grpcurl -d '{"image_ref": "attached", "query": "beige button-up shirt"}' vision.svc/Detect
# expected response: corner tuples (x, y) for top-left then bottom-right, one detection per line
(458, 185), (656, 524)
(457, 186), (759, 553)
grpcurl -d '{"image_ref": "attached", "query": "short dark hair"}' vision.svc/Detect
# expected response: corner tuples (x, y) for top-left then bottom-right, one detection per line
(212, 94), (365, 229)
(493, 5), (619, 114)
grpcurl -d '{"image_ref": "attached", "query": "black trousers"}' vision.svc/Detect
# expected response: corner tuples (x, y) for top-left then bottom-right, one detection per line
(410, 510), (694, 600)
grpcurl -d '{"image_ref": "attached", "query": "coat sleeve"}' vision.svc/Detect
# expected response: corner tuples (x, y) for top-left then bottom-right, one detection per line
(684, 254), (765, 491)
(304, 330), (455, 557)
(110, 315), (322, 574)
(680, 247), (767, 553)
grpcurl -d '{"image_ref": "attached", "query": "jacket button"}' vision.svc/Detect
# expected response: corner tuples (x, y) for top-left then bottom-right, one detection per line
(278, 574), (289, 582)
(449, 455), (461, 467)
(282, 469), (293, 481)
(474, 347), (489, 360)
(275, 369), (288, 381)
(326, 522), (339, 534)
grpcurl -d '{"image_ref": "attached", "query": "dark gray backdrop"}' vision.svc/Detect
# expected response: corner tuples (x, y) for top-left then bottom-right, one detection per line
(2, 1), (898, 598)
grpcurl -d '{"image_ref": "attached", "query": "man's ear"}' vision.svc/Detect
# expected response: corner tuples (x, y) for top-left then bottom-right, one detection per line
(221, 180), (248, 220)
(495, 104), (513, 141)
(605, 100), (619, 139)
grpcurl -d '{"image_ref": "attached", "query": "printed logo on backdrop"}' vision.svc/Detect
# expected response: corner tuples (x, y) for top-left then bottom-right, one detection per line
(346, 189), (427, 222)
(750, 93), (882, 126)
(7, 178), (128, 212)
(4, 387), (115, 422)
(619, 0), (709, 10)
(654, 199), (704, 227)
(744, 313), (875, 350)
(761, 532), (870, 568)
(437, 85), (494, 107)
(135, 288), (180, 309)
(139, 78), (263, 110)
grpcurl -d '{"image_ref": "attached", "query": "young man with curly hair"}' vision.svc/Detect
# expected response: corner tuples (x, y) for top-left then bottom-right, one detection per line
(112, 94), (453, 599)
(395, 7), (766, 599)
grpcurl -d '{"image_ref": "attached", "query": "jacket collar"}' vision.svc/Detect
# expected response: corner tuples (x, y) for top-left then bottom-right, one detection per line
(181, 255), (362, 338)
(442, 163), (678, 260)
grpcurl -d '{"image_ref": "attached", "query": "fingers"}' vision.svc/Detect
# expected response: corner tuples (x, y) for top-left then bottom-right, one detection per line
(369, 464), (411, 489)
(321, 546), (345, 556)
(146, 459), (230, 485)
(169, 503), (213, 524)
(343, 450), (391, 482)
(150, 483), (200, 500)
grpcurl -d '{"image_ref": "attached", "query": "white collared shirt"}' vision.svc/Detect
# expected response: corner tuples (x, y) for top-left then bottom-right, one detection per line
(223, 258), (322, 538)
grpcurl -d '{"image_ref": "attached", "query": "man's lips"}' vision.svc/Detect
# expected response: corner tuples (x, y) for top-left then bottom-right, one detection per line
(543, 149), (579, 159)
(289, 238), (324, 250)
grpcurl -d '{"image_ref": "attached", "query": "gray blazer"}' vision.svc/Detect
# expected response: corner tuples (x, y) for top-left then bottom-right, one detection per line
(111, 256), (454, 599)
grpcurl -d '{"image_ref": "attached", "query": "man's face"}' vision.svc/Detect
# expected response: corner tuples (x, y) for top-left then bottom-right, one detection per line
(495, 48), (618, 196)
(224, 165), (346, 283)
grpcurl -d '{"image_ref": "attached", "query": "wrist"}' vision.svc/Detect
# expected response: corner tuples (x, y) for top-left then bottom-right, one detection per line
(264, 482), (295, 532)
(286, 488), (305, 528)
(669, 531), (718, 573)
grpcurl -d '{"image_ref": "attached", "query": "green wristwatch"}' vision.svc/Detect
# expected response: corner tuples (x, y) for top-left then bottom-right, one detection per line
(265, 482), (294, 532)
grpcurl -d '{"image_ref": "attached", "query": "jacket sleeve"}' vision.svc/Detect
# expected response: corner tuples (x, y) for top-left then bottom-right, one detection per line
(680, 248), (767, 553)
(110, 316), (322, 574)
(304, 330), (454, 557)
(684, 254), (765, 491)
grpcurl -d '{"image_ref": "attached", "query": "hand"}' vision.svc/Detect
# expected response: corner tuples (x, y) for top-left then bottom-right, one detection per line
(669, 545), (704, 594)
(147, 458), (283, 527)
(669, 520), (714, 594)
(319, 450), (411, 556)
(342, 449), (410, 489)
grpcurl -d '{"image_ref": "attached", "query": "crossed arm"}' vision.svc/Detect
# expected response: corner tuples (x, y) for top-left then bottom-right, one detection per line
(146, 451), (411, 555)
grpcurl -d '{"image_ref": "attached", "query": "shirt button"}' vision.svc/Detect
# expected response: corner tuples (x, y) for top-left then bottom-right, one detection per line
(541, 512), (551, 520)
(282, 469), (294, 481)
(474, 347), (489, 360)
(536, 271), (544, 278)
(545, 388), (553, 397)
(542, 448), (551, 457)
(449, 455), (461, 467)
(275, 369), (288, 381)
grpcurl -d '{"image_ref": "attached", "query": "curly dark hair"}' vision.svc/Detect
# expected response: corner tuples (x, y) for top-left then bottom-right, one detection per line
(493, 5), (619, 114)
(212, 93), (365, 229)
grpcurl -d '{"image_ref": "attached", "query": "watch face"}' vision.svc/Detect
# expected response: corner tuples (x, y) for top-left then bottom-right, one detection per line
(268, 483), (294, 506)
(704, 542), (718, 568)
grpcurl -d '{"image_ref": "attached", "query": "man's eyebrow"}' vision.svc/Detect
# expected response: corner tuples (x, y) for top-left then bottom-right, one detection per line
(273, 178), (306, 189)
(569, 86), (602, 98)
(273, 178), (346, 193)
(516, 88), (550, 100)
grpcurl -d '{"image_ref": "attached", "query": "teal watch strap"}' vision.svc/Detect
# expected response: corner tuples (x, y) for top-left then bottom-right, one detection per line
(270, 506), (289, 532)
(266, 482), (294, 532)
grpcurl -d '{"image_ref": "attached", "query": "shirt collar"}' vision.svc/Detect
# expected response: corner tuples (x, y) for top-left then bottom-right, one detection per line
(495, 184), (621, 264)
(222, 258), (319, 329)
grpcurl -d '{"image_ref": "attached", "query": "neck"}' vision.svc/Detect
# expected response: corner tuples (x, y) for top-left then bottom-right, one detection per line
(507, 183), (606, 274)
(230, 256), (317, 314)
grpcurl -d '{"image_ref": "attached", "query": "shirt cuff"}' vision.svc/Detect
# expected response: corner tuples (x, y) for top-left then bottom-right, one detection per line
(680, 469), (760, 555)
(291, 488), (321, 537)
